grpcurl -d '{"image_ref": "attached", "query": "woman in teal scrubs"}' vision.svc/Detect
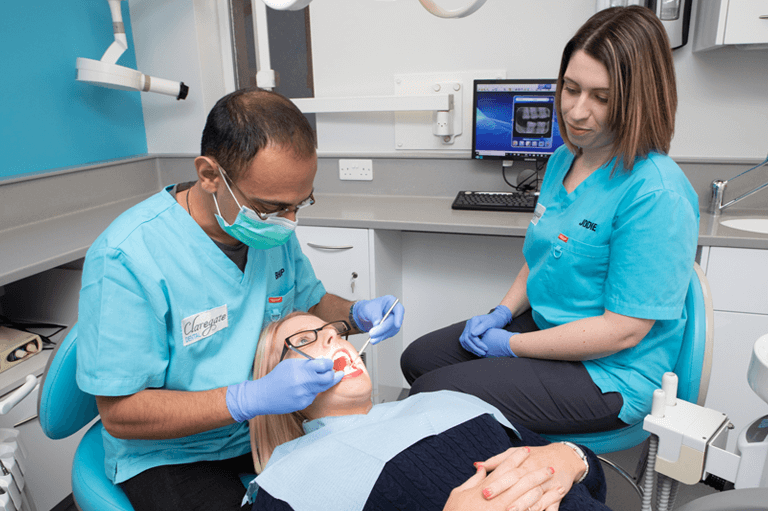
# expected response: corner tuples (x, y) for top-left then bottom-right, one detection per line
(401, 5), (699, 435)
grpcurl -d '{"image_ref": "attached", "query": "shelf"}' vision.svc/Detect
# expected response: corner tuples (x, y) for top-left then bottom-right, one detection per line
(0, 194), (152, 288)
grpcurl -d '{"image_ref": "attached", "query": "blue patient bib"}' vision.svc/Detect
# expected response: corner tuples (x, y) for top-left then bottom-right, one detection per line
(246, 391), (518, 511)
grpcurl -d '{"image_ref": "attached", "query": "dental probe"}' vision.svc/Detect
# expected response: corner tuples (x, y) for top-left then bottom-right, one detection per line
(356, 298), (400, 362)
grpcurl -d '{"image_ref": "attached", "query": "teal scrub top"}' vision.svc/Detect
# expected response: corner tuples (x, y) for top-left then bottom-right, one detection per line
(524, 147), (699, 424)
(76, 186), (326, 484)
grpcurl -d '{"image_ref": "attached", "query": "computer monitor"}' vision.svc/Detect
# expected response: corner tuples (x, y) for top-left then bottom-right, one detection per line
(471, 79), (565, 164)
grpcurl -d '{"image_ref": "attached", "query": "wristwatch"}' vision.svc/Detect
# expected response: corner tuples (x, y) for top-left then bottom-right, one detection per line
(348, 302), (360, 331)
(560, 441), (589, 484)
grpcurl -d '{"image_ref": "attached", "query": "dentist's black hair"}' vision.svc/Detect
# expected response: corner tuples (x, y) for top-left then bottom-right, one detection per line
(200, 87), (316, 182)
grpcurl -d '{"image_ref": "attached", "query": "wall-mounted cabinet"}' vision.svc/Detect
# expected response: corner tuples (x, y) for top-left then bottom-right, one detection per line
(694, 0), (768, 52)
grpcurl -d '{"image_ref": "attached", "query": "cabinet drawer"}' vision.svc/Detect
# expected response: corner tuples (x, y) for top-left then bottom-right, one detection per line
(707, 247), (768, 314)
(723, 0), (768, 45)
(295, 226), (371, 302)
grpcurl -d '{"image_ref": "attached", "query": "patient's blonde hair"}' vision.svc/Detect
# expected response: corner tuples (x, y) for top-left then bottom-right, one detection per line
(249, 312), (313, 473)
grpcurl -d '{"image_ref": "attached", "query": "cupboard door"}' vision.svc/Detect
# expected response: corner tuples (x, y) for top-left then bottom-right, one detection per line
(723, 0), (768, 45)
(707, 311), (768, 453)
(296, 226), (371, 302)
(706, 247), (768, 315)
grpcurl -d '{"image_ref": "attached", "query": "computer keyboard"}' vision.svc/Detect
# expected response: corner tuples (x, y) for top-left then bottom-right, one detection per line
(451, 190), (538, 212)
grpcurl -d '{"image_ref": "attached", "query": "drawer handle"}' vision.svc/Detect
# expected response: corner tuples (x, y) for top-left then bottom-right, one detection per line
(0, 375), (37, 415)
(306, 242), (354, 250)
(760, 15), (768, 19)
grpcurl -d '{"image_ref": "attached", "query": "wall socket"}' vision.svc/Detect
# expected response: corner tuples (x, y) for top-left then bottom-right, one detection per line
(339, 159), (373, 181)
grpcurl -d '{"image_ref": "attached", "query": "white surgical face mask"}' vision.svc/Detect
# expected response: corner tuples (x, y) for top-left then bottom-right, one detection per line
(213, 167), (298, 249)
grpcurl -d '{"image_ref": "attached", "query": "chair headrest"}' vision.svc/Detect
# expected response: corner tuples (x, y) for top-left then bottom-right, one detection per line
(38, 324), (101, 440)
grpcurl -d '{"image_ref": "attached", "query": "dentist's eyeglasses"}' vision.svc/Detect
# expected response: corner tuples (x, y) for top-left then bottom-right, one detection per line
(279, 320), (351, 362)
(219, 166), (315, 221)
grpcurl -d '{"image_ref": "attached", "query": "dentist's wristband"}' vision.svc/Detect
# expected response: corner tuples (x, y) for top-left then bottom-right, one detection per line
(560, 441), (589, 484)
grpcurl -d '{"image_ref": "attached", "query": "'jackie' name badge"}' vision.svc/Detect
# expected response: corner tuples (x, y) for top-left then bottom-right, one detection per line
(531, 202), (546, 225)
(182, 305), (228, 346)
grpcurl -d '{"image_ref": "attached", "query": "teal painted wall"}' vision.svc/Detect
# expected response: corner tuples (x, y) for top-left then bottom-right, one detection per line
(0, 1), (147, 180)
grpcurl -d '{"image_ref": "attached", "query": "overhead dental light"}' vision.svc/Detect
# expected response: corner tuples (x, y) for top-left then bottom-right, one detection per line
(417, 0), (488, 18)
(76, 0), (188, 100)
(262, 0), (312, 10)
(262, 0), (488, 18)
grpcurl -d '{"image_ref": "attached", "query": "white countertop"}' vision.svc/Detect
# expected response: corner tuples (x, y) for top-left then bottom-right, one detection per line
(1, 192), (766, 288)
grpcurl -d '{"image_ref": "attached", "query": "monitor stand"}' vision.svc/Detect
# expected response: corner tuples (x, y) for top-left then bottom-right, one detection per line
(502, 160), (537, 192)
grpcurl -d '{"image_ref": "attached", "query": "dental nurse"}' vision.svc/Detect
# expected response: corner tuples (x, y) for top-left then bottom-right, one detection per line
(402, 6), (699, 436)
(76, 87), (404, 511)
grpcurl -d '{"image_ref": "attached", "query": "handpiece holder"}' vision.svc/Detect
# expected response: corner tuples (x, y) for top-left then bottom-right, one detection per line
(644, 334), (768, 492)
(709, 154), (768, 215)
(76, 0), (188, 100)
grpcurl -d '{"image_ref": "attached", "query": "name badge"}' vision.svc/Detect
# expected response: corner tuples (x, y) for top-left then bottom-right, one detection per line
(182, 305), (228, 346)
(531, 202), (546, 225)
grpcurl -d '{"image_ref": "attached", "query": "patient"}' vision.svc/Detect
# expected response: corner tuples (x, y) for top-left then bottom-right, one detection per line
(245, 312), (613, 511)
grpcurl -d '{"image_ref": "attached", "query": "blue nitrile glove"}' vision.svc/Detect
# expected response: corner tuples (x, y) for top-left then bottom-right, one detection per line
(226, 358), (344, 422)
(352, 295), (405, 345)
(479, 328), (519, 358)
(459, 305), (513, 356)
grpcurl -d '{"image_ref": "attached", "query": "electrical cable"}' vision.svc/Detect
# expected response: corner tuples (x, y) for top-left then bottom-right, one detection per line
(0, 314), (67, 349)
(502, 165), (539, 192)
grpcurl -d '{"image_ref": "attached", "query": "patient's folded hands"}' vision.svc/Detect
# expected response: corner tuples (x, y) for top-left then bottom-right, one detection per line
(443, 447), (557, 511)
(443, 443), (584, 511)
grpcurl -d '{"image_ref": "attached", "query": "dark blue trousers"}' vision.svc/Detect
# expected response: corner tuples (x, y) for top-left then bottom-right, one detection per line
(120, 452), (253, 511)
(400, 310), (627, 434)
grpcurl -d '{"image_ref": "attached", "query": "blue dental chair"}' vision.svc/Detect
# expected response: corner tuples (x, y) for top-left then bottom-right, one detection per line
(37, 324), (134, 511)
(541, 262), (715, 494)
(37, 325), (254, 511)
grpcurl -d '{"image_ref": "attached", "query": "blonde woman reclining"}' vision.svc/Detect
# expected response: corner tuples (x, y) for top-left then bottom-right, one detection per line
(243, 312), (613, 511)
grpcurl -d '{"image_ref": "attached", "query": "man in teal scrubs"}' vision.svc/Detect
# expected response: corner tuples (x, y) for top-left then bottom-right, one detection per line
(76, 87), (404, 511)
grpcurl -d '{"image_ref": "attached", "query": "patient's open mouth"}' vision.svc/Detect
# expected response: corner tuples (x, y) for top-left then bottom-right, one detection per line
(331, 349), (363, 380)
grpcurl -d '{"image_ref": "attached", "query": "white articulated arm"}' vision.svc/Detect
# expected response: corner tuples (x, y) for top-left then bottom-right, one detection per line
(76, 0), (188, 100)
(100, 0), (128, 65)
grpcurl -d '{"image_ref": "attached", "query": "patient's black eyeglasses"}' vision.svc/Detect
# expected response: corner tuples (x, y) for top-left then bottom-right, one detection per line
(279, 320), (351, 362)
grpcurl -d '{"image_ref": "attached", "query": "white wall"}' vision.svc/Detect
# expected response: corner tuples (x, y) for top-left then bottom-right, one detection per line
(130, 0), (768, 160)
(129, 0), (234, 154)
(307, 0), (768, 160)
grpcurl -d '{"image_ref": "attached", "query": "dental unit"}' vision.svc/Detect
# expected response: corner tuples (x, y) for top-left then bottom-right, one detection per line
(641, 334), (768, 510)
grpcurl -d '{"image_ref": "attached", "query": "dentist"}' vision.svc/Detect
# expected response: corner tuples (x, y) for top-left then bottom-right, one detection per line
(76, 87), (404, 511)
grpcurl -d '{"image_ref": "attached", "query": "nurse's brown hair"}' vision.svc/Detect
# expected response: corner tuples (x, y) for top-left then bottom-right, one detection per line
(555, 5), (677, 171)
